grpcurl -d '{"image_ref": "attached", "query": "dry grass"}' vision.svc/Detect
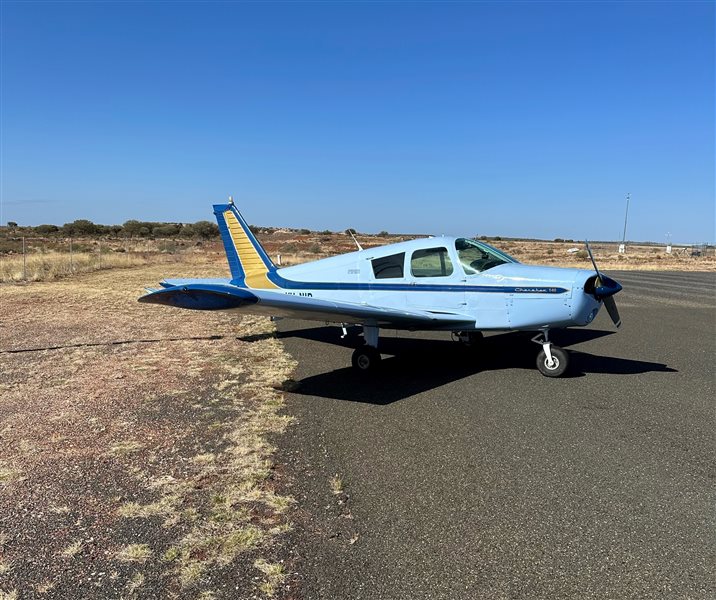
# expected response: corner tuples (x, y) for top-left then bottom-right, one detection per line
(36, 581), (55, 594)
(330, 474), (344, 495)
(0, 590), (18, 600)
(0, 559), (11, 576)
(116, 544), (153, 563)
(109, 440), (144, 455)
(498, 240), (716, 271)
(126, 572), (145, 595)
(0, 251), (151, 282)
(0, 260), (297, 597)
(254, 558), (286, 597)
(0, 239), (225, 282)
(60, 541), (83, 558)
(0, 463), (22, 486)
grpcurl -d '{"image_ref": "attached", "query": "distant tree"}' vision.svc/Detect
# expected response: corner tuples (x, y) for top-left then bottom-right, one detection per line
(378, 231), (389, 237)
(554, 238), (564, 243)
(62, 219), (98, 236)
(7, 221), (18, 229)
(179, 223), (195, 238)
(94, 224), (116, 236)
(192, 220), (219, 239)
(345, 228), (356, 235)
(34, 224), (59, 235)
(153, 223), (181, 237)
(299, 228), (311, 235)
(122, 220), (143, 237)
(320, 230), (332, 235)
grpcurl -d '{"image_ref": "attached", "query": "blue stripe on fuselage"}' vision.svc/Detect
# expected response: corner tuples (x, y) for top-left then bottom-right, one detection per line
(266, 271), (567, 294)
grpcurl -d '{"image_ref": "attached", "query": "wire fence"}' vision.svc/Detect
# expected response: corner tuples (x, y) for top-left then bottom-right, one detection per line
(0, 236), (188, 283)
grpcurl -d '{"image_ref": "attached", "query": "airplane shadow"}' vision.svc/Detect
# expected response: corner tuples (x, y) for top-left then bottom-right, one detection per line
(268, 325), (677, 405)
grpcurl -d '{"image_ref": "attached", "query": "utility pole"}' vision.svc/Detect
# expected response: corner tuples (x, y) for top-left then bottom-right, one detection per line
(619, 193), (630, 254)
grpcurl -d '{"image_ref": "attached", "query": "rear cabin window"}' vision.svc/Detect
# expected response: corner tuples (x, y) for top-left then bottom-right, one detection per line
(410, 247), (454, 277)
(371, 253), (405, 279)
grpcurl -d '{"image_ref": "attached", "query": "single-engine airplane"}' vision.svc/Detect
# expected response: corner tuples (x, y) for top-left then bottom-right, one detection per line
(139, 200), (622, 377)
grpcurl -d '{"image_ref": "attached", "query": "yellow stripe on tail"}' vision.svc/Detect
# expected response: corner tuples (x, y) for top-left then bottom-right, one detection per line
(223, 209), (279, 289)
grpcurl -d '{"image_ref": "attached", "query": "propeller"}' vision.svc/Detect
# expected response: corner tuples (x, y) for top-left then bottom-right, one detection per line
(585, 241), (622, 328)
(603, 295), (622, 329)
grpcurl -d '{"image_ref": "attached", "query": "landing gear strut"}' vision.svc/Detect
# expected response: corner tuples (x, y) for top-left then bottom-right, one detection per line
(532, 330), (569, 377)
(452, 330), (484, 347)
(351, 325), (382, 373)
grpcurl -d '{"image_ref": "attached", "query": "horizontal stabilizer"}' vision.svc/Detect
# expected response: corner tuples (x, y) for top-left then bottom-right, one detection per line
(138, 283), (258, 311)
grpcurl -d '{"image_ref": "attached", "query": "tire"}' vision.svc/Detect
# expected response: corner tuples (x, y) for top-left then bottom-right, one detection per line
(465, 331), (484, 347)
(453, 331), (484, 347)
(536, 346), (569, 377)
(351, 346), (382, 373)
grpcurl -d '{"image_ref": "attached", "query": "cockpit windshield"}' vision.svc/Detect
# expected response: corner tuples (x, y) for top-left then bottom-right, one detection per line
(455, 238), (518, 274)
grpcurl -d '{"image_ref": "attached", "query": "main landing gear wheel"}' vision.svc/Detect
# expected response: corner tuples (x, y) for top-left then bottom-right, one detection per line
(351, 346), (382, 373)
(536, 346), (569, 377)
(452, 331), (484, 347)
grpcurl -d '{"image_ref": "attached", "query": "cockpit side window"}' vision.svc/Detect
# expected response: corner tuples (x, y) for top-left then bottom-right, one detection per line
(455, 238), (516, 274)
(372, 252), (405, 279)
(410, 247), (454, 277)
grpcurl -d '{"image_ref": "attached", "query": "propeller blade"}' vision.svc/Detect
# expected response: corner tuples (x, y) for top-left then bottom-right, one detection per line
(585, 240), (602, 284)
(603, 295), (622, 328)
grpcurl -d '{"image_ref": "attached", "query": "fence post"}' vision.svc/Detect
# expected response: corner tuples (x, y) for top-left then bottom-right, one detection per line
(22, 237), (27, 281)
(98, 241), (102, 270)
(70, 238), (74, 273)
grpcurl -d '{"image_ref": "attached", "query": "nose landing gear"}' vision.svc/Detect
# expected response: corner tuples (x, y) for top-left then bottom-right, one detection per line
(532, 330), (569, 377)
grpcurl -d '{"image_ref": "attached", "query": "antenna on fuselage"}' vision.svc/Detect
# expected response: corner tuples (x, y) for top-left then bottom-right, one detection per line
(348, 229), (363, 251)
(228, 195), (235, 206)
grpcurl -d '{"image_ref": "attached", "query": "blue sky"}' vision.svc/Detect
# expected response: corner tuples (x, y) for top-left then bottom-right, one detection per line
(1, 1), (713, 242)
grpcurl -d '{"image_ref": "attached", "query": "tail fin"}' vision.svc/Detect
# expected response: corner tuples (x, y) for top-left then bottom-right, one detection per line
(213, 203), (278, 289)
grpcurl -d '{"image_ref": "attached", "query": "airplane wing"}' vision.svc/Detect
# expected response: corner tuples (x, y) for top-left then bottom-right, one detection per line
(138, 282), (476, 329)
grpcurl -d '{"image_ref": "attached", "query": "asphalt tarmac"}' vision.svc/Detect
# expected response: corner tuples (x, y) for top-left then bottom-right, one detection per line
(277, 271), (715, 600)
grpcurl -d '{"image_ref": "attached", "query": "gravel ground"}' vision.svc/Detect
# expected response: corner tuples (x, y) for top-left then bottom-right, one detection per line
(0, 264), (298, 599)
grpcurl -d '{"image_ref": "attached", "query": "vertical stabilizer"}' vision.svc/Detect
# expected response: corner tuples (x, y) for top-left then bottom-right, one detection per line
(212, 203), (278, 289)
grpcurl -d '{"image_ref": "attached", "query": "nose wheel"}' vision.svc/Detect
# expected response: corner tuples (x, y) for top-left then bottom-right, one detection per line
(532, 331), (570, 377)
(536, 346), (568, 377)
